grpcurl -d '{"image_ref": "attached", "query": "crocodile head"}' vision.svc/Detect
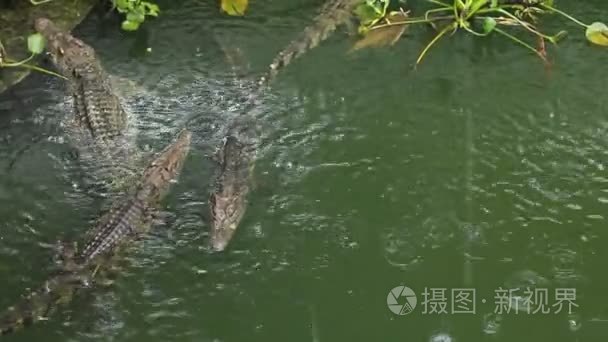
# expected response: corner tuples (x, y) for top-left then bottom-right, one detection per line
(34, 17), (97, 78)
(209, 189), (247, 252)
(208, 134), (253, 252)
(139, 130), (192, 204)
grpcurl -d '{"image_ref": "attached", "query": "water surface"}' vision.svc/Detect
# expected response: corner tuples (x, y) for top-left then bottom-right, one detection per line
(0, 1), (607, 341)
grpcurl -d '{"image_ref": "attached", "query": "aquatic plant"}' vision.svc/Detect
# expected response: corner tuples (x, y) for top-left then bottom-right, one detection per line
(112, 0), (160, 31)
(0, 33), (65, 79)
(355, 0), (391, 33)
(353, 0), (607, 65)
(220, 0), (249, 16)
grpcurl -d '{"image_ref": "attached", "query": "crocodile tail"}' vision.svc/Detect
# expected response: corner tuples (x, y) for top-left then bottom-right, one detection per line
(0, 274), (82, 335)
(261, 0), (358, 86)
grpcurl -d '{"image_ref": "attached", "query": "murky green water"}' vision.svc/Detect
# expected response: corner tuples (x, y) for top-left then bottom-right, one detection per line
(1, 0), (608, 341)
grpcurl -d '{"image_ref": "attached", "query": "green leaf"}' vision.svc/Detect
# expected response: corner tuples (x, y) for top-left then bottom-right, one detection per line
(127, 0), (139, 11)
(585, 22), (608, 46)
(220, 0), (249, 16)
(114, 0), (130, 12)
(482, 17), (496, 34)
(27, 33), (45, 54)
(121, 20), (141, 31)
(354, 0), (389, 30)
(127, 11), (146, 23)
(470, 0), (489, 15)
(366, 0), (389, 16)
(142, 2), (160, 16)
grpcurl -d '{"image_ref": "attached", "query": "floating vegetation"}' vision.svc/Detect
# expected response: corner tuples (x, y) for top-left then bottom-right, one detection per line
(217, 0), (604, 71)
(112, 0), (160, 31)
(0, 33), (65, 79)
(351, 0), (607, 65)
(585, 22), (608, 46)
(355, 0), (390, 33)
(220, 0), (249, 16)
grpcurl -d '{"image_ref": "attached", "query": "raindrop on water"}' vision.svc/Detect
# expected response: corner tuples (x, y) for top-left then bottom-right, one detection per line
(483, 313), (502, 335)
(429, 332), (453, 342)
(568, 314), (582, 332)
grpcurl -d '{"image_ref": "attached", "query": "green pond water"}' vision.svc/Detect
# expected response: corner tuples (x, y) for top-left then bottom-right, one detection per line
(1, 0), (607, 341)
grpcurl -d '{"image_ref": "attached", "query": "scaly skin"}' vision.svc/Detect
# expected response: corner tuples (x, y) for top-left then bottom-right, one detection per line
(0, 243), (90, 336)
(260, 0), (360, 86)
(0, 130), (191, 336)
(209, 117), (257, 252)
(78, 129), (192, 263)
(0, 271), (92, 336)
(207, 1), (360, 251)
(34, 17), (143, 194)
(34, 17), (127, 143)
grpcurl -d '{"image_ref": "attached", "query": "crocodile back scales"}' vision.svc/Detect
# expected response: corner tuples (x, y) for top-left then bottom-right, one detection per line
(77, 129), (191, 263)
(261, 0), (359, 85)
(0, 131), (191, 336)
(35, 18), (127, 142)
(0, 270), (90, 335)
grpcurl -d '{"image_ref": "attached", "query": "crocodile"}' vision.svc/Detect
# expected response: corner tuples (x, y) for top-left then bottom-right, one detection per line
(217, 0), (360, 111)
(0, 244), (92, 336)
(207, 1), (360, 250)
(209, 116), (257, 251)
(35, 17), (127, 142)
(76, 129), (191, 264)
(260, 0), (360, 86)
(0, 129), (191, 336)
(34, 17), (139, 193)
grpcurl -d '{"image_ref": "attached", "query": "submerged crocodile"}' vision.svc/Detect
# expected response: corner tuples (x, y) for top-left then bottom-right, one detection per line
(261, 0), (360, 85)
(34, 17), (139, 193)
(209, 116), (257, 251)
(0, 130), (191, 336)
(208, 0), (359, 250)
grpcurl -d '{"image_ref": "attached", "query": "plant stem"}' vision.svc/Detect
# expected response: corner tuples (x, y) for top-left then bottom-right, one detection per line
(541, 4), (589, 28)
(1, 54), (35, 67)
(475, 4), (524, 14)
(493, 27), (546, 62)
(416, 22), (457, 65)
(369, 16), (451, 30)
(425, 7), (453, 21)
(492, 9), (563, 42)
(462, 23), (486, 37)
(2, 58), (67, 79)
(426, 0), (452, 8)
(30, 0), (54, 5)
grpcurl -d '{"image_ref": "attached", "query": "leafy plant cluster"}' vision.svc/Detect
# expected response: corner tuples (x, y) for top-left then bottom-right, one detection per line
(112, 0), (160, 31)
(0, 34), (65, 79)
(355, 0), (391, 33)
(353, 0), (608, 65)
(4, 0), (604, 79)
(26, 0), (160, 31)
